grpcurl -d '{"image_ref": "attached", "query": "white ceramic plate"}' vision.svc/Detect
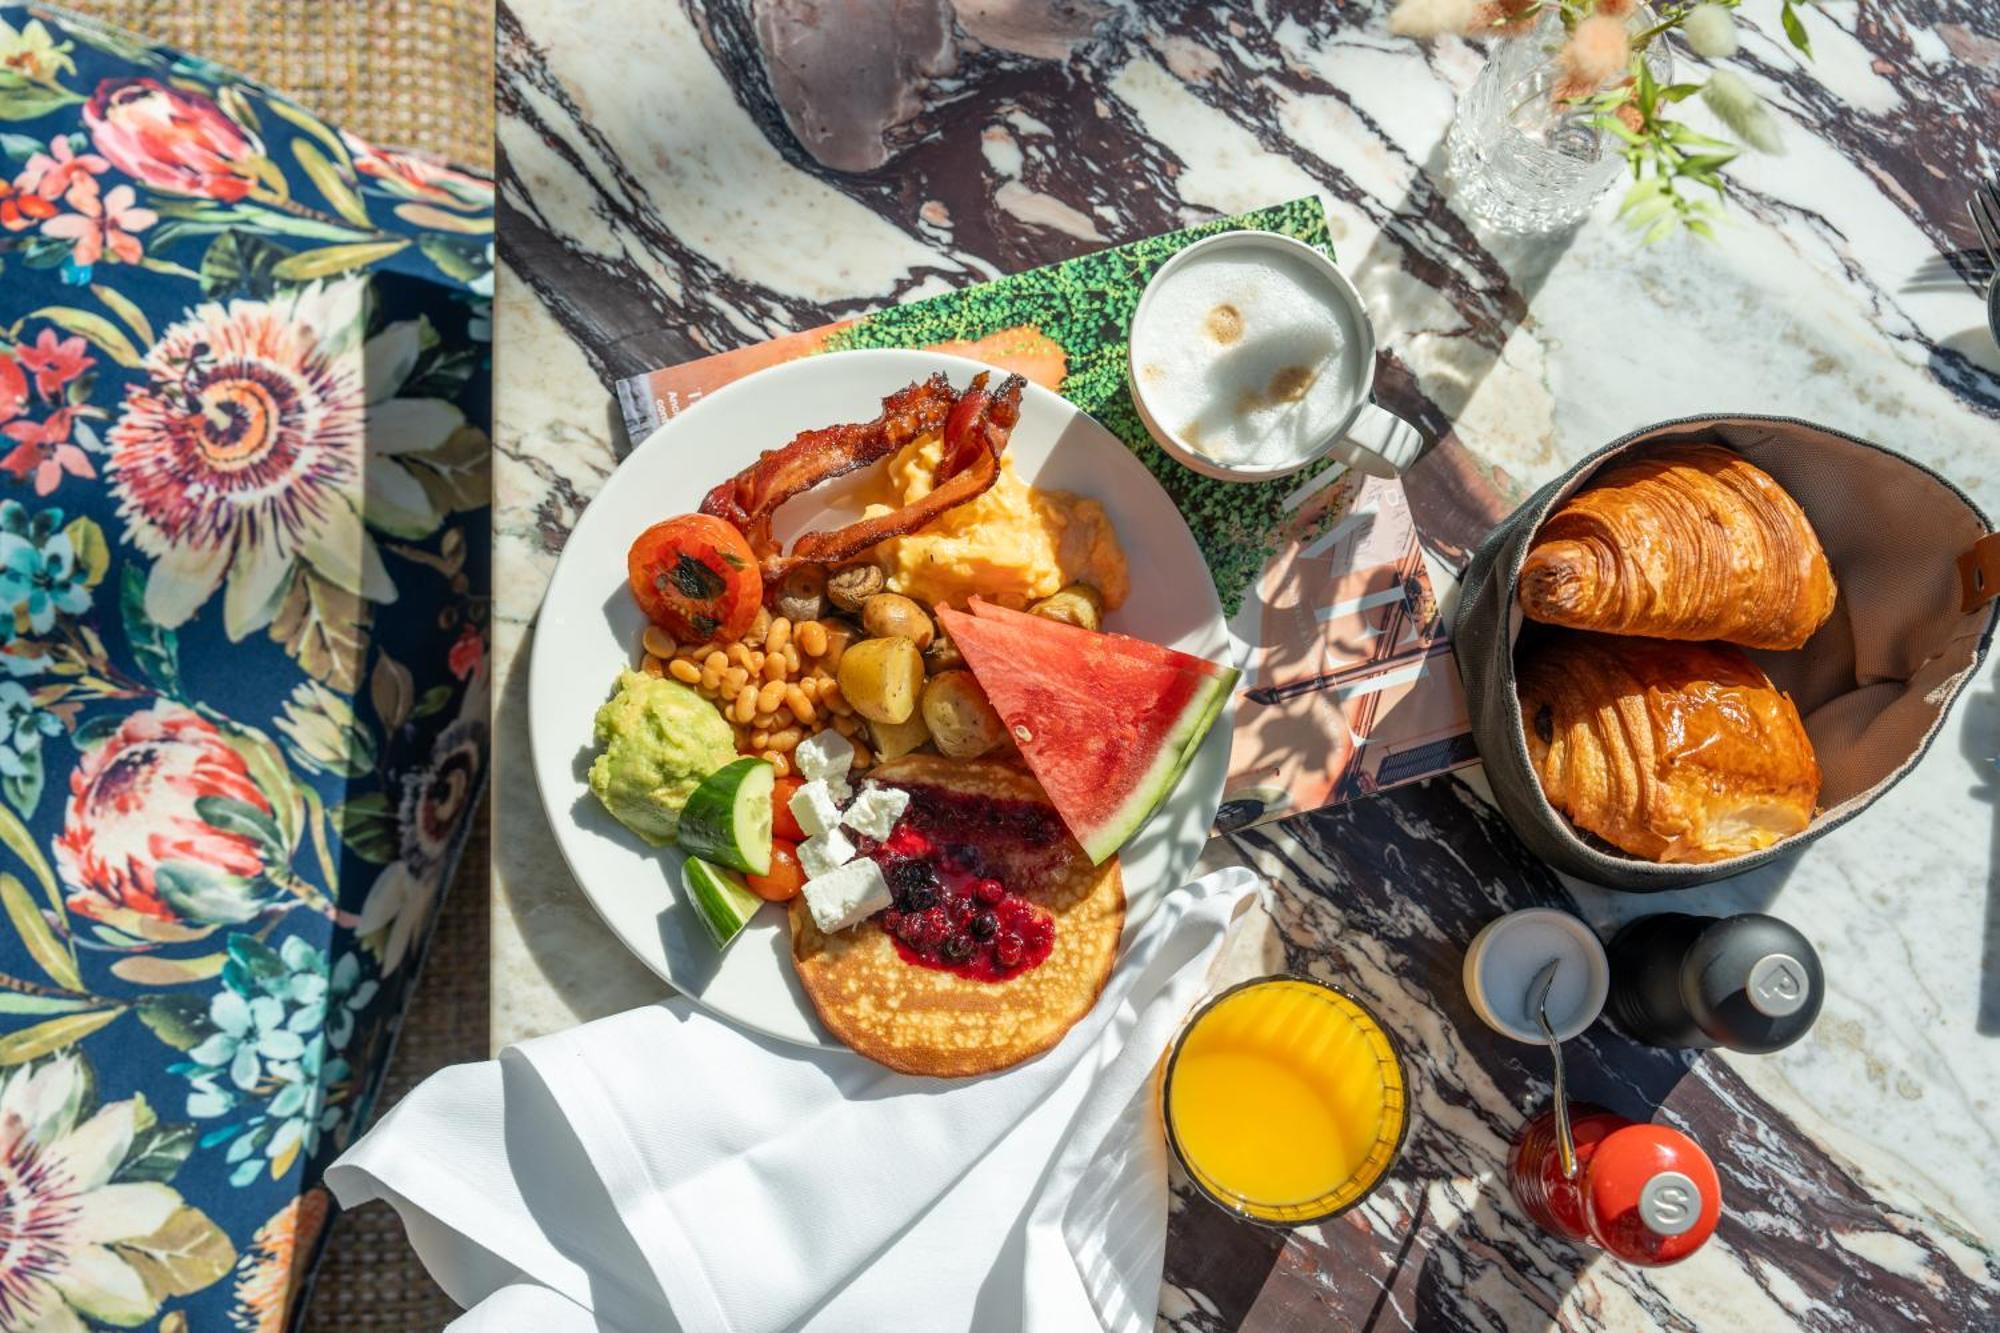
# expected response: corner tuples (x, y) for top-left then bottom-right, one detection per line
(529, 349), (1233, 1046)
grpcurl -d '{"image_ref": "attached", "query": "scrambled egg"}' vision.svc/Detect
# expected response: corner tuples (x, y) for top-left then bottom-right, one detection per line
(864, 436), (1129, 612)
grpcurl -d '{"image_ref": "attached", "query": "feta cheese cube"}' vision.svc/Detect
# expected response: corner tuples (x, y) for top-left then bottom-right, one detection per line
(795, 731), (856, 784)
(798, 826), (857, 880)
(841, 784), (911, 842)
(789, 779), (846, 839)
(802, 858), (892, 935)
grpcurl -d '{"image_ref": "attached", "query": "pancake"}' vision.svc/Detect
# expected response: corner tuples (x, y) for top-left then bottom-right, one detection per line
(789, 755), (1125, 1077)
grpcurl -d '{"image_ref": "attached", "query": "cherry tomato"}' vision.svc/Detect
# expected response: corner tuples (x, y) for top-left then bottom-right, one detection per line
(771, 778), (806, 843)
(746, 840), (805, 902)
(627, 514), (760, 644)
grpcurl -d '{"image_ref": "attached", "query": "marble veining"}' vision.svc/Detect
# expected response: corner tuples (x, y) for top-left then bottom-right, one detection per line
(492, 0), (2000, 1326)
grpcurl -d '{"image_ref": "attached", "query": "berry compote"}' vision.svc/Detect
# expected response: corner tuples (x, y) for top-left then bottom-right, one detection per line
(870, 819), (1055, 982)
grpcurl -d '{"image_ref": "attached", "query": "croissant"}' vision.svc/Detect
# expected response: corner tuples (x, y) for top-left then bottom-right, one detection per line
(1518, 444), (1837, 650)
(1517, 632), (1820, 864)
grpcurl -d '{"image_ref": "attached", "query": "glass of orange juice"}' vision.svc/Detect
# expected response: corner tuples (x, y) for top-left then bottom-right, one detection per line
(1162, 976), (1408, 1225)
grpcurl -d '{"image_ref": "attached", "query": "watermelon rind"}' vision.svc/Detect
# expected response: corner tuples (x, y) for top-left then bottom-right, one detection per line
(1072, 664), (1237, 864)
(938, 604), (1239, 866)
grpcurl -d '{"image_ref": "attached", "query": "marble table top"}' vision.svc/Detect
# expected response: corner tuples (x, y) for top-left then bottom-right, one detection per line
(491, 1), (2000, 1326)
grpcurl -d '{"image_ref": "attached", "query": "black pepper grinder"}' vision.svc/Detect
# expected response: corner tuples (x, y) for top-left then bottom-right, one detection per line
(1606, 913), (1823, 1053)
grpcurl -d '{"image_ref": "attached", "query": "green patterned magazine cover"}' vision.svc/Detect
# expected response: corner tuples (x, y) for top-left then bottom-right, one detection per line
(614, 199), (1474, 828)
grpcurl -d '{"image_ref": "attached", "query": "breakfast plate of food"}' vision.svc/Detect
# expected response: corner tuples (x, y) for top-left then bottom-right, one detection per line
(528, 349), (1239, 1070)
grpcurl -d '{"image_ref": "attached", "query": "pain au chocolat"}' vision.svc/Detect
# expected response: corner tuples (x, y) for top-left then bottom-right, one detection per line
(1517, 632), (1820, 864)
(1517, 444), (1837, 650)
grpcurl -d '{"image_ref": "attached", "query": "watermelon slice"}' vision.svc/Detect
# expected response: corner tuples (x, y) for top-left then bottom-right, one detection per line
(966, 597), (1232, 680)
(937, 603), (1238, 864)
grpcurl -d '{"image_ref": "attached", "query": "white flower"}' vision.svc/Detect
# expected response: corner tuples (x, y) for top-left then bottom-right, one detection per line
(1682, 4), (1739, 59)
(0, 1054), (232, 1328)
(107, 281), (459, 639)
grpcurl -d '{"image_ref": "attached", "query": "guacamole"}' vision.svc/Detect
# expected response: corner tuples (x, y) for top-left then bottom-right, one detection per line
(588, 670), (738, 845)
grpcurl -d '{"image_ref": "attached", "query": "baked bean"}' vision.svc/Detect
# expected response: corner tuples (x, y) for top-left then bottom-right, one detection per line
(766, 617), (792, 657)
(762, 655), (788, 683)
(668, 658), (701, 684)
(641, 625), (677, 659)
(765, 751), (790, 777)
(752, 711), (778, 730)
(785, 685), (817, 726)
(640, 655), (665, 678)
(750, 729), (771, 750)
(797, 620), (829, 657)
(703, 650), (728, 674)
(734, 685), (758, 723)
(756, 680), (787, 713)
(725, 643), (752, 669)
(766, 727), (803, 753)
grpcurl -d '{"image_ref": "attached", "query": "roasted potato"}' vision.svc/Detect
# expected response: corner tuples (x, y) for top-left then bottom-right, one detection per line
(827, 563), (885, 613)
(773, 565), (827, 623)
(868, 711), (932, 762)
(837, 636), (925, 725)
(921, 671), (1006, 759)
(1029, 584), (1103, 631)
(861, 593), (935, 649)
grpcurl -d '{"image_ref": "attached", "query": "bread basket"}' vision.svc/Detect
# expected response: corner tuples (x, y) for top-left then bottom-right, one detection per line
(1454, 415), (1999, 891)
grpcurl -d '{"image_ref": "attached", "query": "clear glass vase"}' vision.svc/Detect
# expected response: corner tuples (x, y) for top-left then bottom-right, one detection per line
(1445, 11), (1672, 233)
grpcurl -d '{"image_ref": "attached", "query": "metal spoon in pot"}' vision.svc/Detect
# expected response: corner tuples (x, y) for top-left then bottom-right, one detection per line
(1527, 957), (1578, 1180)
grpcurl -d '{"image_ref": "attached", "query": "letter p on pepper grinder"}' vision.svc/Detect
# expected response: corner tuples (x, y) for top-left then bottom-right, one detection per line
(1607, 912), (1824, 1053)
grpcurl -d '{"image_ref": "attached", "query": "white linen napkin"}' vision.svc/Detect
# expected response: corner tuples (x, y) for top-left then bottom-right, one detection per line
(326, 867), (1259, 1333)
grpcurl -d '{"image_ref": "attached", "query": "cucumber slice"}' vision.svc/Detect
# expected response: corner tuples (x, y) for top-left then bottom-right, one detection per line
(678, 756), (774, 875)
(681, 856), (763, 949)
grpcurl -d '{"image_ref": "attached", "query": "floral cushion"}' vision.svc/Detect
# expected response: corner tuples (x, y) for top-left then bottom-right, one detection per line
(0, 8), (491, 1330)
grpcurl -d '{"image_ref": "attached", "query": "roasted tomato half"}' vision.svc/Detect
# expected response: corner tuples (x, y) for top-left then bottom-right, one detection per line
(627, 515), (761, 643)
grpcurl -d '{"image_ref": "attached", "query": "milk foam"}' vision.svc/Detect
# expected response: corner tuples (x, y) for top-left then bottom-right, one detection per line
(1132, 248), (1365, 469)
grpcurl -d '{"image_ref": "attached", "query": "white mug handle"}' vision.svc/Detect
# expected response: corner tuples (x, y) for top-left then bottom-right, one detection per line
(1325, 400), (1425, 478)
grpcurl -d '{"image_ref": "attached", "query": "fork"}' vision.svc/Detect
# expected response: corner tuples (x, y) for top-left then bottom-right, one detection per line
(1970, 177), (2000, 345)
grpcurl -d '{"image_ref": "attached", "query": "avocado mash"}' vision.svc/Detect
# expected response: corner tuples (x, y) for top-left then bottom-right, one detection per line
(588, 669), (738, 845)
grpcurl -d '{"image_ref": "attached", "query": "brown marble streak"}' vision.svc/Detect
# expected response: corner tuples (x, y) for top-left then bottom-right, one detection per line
(1160, 779), (2000, 1332)
(1727, 0), (2000, 418)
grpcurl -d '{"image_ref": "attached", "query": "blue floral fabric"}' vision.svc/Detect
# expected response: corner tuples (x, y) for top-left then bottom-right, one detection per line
(0, 6), (491, 1329)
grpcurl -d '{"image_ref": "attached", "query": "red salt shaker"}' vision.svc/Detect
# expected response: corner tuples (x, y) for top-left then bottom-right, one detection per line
(1509, 1104), (1721, 1266)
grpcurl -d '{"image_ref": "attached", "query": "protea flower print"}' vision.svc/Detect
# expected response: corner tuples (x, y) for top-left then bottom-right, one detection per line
(0, 1054), (234, 1328)
(229, 1189), (329, 1332)
(106, 280), (392, 638)
(82, 76), (264, 202)
(54, 702), (277, 930)
(340, 129), (492, 211)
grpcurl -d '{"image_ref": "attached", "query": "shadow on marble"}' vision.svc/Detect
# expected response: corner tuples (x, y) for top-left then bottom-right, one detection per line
(1960, 678), (2000, 1035)
(1347, 137), (1589, 562)
(493, 625), (669, 1024)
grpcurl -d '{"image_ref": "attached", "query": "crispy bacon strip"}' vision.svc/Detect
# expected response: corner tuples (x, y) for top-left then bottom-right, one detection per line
(698, 373), (956, 553)
(785, 372), (1024, 570)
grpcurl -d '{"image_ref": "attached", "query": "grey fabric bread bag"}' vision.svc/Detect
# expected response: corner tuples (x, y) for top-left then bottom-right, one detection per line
(1454, 414), (1998, 891)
